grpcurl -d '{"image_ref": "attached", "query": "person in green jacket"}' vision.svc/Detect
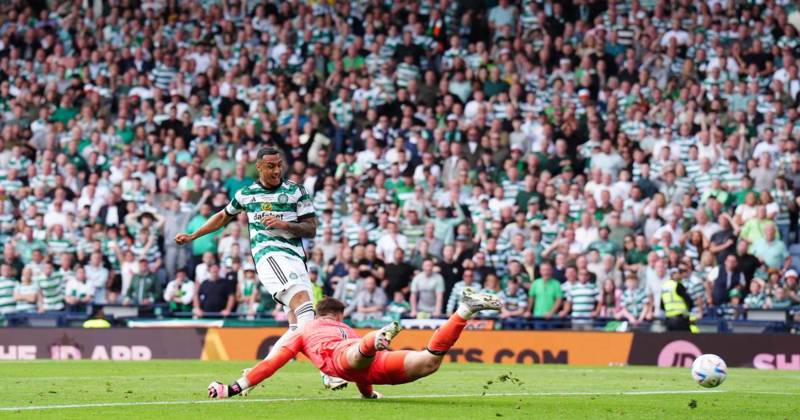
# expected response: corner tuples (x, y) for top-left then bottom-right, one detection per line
(237, 265), (260, 318)
(223, 164), (254, 200)
(186, 203), (223, 264)
(527, 261), (564, 321)
(432, 202), (465, 246)
(124, 260), (158, 306)
(587, 225), (621, 256)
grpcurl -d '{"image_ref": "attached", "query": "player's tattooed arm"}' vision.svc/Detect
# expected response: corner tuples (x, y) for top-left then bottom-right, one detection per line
(262, 214), (318, 238)
(285, 214), (318, 238)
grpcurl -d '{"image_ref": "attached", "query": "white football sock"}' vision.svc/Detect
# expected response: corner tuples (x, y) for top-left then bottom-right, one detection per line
(235, 377), (250, 390)
(456, 303), (475, 320)
(293, 301), (315, 326)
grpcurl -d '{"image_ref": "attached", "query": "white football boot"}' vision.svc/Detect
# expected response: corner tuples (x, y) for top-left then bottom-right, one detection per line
(322, 374), (349, 391)
(375, 321), (402, 351)
(461, 287), (502, 312)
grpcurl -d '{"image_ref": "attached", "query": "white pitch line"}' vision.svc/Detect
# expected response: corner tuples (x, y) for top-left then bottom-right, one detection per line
(8, 373), (221, 381)
(0, 390), (725, 412)
(2, 368), (684, 381)
(734, 390), (800, 396)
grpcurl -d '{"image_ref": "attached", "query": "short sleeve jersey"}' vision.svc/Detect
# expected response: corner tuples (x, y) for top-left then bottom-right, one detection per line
(225, 180), (314, 264)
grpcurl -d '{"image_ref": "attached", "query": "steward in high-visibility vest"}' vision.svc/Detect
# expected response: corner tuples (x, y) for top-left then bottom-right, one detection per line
(660, 270), (693, 331)
(83, 318), (111, 328)
(83, 306), (111, 328)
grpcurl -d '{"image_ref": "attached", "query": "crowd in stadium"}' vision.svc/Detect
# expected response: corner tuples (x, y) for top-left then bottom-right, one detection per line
(0, 0), (799, 330)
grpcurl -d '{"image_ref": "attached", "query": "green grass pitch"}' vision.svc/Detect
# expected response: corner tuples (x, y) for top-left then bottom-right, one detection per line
(0, 360), (797, 419)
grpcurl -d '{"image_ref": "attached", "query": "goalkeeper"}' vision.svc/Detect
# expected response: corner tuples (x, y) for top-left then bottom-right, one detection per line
(208, 288), (500, 399)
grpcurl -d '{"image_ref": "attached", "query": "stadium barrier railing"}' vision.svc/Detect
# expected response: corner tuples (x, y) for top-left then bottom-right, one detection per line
(2, 305), (799, 333)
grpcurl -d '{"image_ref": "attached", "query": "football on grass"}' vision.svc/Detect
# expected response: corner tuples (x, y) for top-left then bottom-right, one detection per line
(691, 354), (727, 388)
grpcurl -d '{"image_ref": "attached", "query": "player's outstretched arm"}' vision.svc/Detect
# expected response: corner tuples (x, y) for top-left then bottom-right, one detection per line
(175, 210), (233, 245)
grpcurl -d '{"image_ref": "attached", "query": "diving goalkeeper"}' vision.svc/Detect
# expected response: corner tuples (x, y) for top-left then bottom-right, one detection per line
(208, 288), (500, 399)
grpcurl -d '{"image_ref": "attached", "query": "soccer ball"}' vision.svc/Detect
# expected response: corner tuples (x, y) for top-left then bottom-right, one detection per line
(691, 354), (727, 388)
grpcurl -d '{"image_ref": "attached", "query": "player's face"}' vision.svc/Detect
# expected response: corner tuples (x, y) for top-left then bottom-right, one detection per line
(258, 154), (283, 187)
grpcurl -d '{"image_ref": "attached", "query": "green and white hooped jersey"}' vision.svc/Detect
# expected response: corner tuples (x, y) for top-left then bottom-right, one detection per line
(14, 282), (38, 312)
(225, 181), (314, 265)
(35, 272), (65, 311)
(0, 276), (17, 314)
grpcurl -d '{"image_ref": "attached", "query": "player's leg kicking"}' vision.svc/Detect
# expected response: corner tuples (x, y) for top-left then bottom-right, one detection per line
(400, 288), (500, 381)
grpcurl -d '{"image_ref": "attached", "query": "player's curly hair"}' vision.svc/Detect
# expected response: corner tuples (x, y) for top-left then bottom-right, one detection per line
(316, 297), (346, 317)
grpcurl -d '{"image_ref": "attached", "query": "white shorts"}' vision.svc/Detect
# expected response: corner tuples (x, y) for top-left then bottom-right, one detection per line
(255, 254), (313, 305)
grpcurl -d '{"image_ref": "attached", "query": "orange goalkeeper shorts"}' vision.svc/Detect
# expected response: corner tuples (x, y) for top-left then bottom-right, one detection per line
(330, 342), (412, 385)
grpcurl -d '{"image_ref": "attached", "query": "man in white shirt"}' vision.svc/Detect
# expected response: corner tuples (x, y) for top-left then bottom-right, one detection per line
(488, 0), (517, 30)
(376, 222), (408, 264)
(575, 213), (600, 250)
(651, 129), (680, 162)
(217, 223), (250, 261)
(752, 128), (780, 162)
(188, 45), (211, 75)
(412, 152), (441, 183)
(441, 142), (461, 184)
(44, 200), (70, 229)
(84, 252), (110, 304)
(691, 209), (721, 240)
(652, 211), (683, 247)
(591, 140), (626, 178)
(464, 90), (487, 121)
(163, 269), (196, 312)
(660, 20), (690, 47)
(645, 258), (670, 318)
(65, 267), (94, 308)
(356, 137), (380, 168)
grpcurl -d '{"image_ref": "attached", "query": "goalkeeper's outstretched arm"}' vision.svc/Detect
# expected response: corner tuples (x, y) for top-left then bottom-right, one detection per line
(217, 344), (299, 398)
(242, 346), (297, 388)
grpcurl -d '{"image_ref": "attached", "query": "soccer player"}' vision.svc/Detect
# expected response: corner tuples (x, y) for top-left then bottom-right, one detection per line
(207, 288), (501, 399)
(175, 147), (346, 390)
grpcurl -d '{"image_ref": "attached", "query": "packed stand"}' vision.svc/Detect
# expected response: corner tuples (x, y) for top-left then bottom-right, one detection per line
(0, 0), (799, 330)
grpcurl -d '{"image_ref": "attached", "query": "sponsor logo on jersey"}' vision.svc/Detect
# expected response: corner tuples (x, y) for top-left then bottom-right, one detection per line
(255, 211), (285, 221)
(261, 202), (272, 211)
